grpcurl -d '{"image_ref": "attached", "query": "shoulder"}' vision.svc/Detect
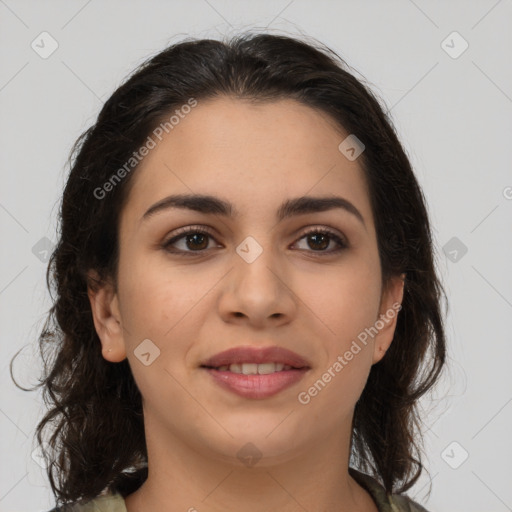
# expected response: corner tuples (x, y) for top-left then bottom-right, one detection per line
(46, 475), (431, 512)
(349, 467), (431, 512)
(388, 493), (430, 512)
(46, 492), (127, 512)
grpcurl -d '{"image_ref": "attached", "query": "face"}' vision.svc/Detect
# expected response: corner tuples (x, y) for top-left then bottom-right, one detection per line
(89, 96), (404, 465)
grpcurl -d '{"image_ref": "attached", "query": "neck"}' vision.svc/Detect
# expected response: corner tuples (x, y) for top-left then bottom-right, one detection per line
(123, 412), (378, 512)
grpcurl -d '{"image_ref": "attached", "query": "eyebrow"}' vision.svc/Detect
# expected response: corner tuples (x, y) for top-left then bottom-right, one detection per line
(141, 193), (366, 228)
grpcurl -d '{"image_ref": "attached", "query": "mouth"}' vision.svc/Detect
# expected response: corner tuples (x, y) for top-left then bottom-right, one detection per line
(201, 362), (304, 374)
(200, 346), (311, 399)
(200, 345), (311, 370)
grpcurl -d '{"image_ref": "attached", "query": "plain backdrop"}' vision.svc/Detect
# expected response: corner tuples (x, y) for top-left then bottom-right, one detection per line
(1, 1), (511, 511)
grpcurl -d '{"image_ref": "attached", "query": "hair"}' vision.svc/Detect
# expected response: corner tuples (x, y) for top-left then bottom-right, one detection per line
(11, 32), (447, 507)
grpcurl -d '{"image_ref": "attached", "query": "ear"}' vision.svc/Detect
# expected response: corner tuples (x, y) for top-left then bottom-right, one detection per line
(372, 273), (406, 365)
(87, 270), (127, 363)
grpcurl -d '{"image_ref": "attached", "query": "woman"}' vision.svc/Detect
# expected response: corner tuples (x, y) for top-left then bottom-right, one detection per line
(14, 32), (446, 511)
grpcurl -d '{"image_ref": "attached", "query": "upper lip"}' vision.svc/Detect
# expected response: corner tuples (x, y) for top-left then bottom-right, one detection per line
(200, 346), (311, 369)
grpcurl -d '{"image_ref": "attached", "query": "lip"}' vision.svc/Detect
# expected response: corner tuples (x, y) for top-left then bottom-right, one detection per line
(200, 346), (311, 369)
(204, 367), (309, 399)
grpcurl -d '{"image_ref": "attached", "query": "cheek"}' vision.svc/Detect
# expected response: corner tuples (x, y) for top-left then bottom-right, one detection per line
(117, 253), (202, 331)
(297, 269), (379, 413)
(294, 258), (381, 339)
(116, 255), (221, 369)
(292, 256), (381, 405)
(115, 263), (205, 402)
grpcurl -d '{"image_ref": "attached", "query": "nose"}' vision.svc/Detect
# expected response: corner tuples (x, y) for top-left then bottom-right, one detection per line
(217, 237), (297, 328)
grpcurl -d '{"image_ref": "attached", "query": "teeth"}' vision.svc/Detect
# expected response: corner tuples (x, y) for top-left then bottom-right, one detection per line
(216, 362), (293, 374)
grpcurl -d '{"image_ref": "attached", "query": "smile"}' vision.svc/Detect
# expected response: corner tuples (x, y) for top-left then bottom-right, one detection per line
(213, 362), (294, 374)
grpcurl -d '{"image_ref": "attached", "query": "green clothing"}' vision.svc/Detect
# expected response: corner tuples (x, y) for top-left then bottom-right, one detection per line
(48, 468), (429, 511)
(349, 467), (430, 511)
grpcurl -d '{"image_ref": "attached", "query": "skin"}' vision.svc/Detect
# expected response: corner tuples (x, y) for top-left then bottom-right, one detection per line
(88, 96), (405, 512)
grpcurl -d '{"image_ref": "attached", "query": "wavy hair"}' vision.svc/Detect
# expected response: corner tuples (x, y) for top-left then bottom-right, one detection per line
(11, 32), (447, 507)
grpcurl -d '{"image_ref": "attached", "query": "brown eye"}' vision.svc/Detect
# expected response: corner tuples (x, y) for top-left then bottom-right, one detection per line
(183, 232), (209, 250)
(163, 227), (220, 255)
(162, 226), (348, 257)
(293, 228), (348, 255)
(306, 232), (330, 250)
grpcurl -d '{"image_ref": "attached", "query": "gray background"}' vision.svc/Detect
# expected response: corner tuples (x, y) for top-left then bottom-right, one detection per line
(1, 1), (511, 510)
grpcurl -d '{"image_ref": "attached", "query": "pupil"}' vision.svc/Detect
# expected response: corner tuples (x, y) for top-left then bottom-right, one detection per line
(187, 233), (208, 250)
(309, 233), (328, 250)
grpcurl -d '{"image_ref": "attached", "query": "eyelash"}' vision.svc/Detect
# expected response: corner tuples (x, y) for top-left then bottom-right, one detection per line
(162, 225), (348, 257)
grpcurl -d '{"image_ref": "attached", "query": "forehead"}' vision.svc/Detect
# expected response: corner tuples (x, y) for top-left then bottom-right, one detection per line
(120, 96), (373, 227)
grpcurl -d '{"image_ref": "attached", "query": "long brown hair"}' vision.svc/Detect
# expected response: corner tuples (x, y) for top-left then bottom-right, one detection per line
(11, 32), (447, 507)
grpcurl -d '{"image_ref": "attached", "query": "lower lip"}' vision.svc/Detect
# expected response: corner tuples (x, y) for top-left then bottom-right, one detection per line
(203, 367), (309, 399)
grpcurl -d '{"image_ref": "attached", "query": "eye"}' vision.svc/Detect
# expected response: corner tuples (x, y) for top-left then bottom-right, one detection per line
(292, 227), (348, 255)
(162, 225), (348, 256)
(162, 226), (221, 255)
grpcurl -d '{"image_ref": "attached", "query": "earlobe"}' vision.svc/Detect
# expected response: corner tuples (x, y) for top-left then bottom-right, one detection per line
(372, 273), (405, 365)
(87, 270), (127, 363)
